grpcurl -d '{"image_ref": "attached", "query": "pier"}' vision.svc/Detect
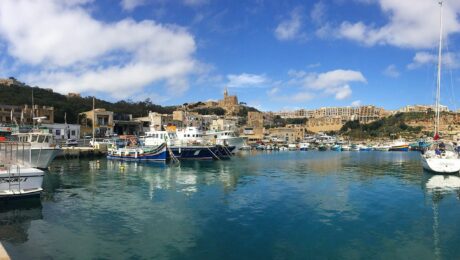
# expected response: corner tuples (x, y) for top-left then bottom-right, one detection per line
(0, 243), (10, 260)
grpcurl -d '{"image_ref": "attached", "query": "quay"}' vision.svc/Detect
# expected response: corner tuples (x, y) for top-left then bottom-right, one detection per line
(0, 243), (10, 260)
(57, 146), (107, 159)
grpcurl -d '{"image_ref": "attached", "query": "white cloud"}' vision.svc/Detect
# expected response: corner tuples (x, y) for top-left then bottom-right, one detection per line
(184, 0), (208, 6)
(0, 0), (198, 99)
(383, 64), (400, 78)
(310, 1), (326, 24)
(351, 100), (362, 106)
(274, 7), (306, 41)
(336, 0), (460, 49)
(290, 69), (366, 100)
(267, 87), (279, 96)
(227, 73), (268, 88)
(407, 51), (460, 69)
(121, 0), (145, 11)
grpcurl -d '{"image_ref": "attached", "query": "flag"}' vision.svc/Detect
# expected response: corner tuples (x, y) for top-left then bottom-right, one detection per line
(434, 132), (440, 140)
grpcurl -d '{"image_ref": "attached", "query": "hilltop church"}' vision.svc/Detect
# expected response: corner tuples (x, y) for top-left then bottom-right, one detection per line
(218, 88), (241, 114)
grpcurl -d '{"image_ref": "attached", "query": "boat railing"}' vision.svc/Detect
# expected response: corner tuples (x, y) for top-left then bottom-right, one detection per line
(0, 142), (33, 167)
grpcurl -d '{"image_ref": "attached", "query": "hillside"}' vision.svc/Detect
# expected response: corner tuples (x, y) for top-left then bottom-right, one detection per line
(340, 112), (430, 140)
(0, 83), (177, 124)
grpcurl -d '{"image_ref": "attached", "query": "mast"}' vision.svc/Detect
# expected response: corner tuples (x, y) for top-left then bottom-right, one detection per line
(92, 97), (95, 145)
(435, 1), (443, 138)
(31, 88), (35, 127)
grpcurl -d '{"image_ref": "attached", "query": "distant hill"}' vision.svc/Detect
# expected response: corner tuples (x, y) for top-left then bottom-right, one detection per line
(0, 83), (260, 124)
(0, 83), (177, 124)
(340, 112), (432, 139)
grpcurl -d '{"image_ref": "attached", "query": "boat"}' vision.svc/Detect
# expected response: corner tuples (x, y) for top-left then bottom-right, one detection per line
(299, 143), (310, 151)
(421, 1), (460, 174)
(144, 128), (234, 160)
(374, 144), (390, 151)
(12, 131), (61, 169)
(205, 130), (246, 151)
(341, 145), (351, 151)
(331, 144), (342, 151)
(389, 139), (409, 151)
(318, 144), (328, 151)
(107, 143), (167, 162)
(350, 144), (360, 151)
(288, 144), (297, 151)
(0, 142), (44, 198)
(358, 145), (372, 151)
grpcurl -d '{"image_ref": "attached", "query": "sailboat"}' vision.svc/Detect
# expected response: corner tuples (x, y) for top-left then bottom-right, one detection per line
(421, 1), (460, 174)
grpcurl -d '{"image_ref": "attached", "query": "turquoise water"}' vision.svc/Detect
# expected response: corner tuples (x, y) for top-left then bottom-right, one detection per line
(2, 151), (460, 259)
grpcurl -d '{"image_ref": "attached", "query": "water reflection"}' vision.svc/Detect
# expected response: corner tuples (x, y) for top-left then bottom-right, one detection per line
(0, 199), (42, 244)
(422, 174), (460, 260)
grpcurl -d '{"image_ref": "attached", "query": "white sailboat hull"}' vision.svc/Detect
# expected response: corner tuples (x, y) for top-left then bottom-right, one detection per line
(0, 166), (44, 198)
(421, 154), (460, 174)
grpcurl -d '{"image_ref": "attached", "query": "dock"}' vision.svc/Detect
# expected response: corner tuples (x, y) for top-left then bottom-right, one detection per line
(0, 243), (10, 260)
(57, 146), (107, 158)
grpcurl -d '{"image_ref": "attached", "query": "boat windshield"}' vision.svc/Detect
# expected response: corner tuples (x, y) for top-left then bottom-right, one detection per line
(428, 142), (455, 152)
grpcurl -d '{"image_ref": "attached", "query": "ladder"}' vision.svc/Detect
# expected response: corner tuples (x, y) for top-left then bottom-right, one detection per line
(7, 165), (21, 194)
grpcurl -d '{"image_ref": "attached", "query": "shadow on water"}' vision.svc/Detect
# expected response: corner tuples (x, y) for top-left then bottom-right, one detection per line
(0, 198), (43, 244)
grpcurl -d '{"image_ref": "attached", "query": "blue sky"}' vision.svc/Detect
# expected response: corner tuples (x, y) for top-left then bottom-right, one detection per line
(1, 0), (460, 112)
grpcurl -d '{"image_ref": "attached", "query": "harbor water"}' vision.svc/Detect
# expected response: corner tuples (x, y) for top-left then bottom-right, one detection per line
(2, 151), (460, 259)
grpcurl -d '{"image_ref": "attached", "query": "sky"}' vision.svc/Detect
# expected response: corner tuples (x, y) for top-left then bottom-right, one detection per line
(1, 0), (460, 112)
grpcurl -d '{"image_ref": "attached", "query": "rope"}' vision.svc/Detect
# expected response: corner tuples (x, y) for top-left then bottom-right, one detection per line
(207, 147), (221, 160)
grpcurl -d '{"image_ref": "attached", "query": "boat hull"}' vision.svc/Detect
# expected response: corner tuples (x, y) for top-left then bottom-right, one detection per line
(389, 145), (409, 151)
(421, 155), (460, 174)
(169, 145), (234, 160)
(107, 144), (167, 162)
(0, 166), (44, 198)
(28, 148), (60, 169)
(216, 137), (245, 151)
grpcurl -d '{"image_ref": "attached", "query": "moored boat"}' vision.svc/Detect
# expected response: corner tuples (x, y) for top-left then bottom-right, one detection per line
(389, 139), (409, 151)
(107, 143), (167, 162)
(12, 131), (60, 169)
(0, 142), (44, 198)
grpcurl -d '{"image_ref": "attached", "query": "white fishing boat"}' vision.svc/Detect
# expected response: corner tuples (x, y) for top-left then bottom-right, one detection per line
(421, 1), (460, 174)
(341, 145), (351, 151)
(0, 142), (44, 198)
(205, 130), (246, 151)
(374, 144), (391, 151)
(299, 143), (310, 151)
(13, 131), (61, 169)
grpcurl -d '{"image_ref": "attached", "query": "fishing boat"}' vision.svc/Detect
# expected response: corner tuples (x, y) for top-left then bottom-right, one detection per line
(358, 145), (372, 151)
(331, 144), (342, 151)
(145, 128), (234, 160)
(318, 144), (328, 151)
(205, 130), (246, 151)
(288, 144), (297, 151)
(374, 144), (391, 151)
(389, 139), (409, 151)
(107, 143), (167, 162)
(350, 144), (360, 151)
(421, 1), (460, 174)
(12, 131), (61, 169)
(341, 145), (351, 151)
(0, 142), (44, 198)
(299, 143), (310, 151)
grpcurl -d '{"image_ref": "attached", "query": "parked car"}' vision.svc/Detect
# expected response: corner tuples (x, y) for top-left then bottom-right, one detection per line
(65, 138), (79, 146)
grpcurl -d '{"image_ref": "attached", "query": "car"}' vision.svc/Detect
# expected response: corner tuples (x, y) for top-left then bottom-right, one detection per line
(65, 138), (79, 146)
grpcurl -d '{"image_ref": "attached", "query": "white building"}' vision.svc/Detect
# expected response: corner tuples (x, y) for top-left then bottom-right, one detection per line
(42, 123), (81, 140)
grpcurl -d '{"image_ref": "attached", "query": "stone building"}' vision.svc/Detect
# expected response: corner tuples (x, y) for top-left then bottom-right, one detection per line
(80, 108), (114, 137)
(22, 105), (54, 124)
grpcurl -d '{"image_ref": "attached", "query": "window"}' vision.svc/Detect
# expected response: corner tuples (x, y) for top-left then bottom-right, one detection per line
(31, 135), (38, 142)
(56, 129), (61, 136)
(44, 136), (50, 143)
(71, 130), (76, 136)
(38, 135), (46, 143)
